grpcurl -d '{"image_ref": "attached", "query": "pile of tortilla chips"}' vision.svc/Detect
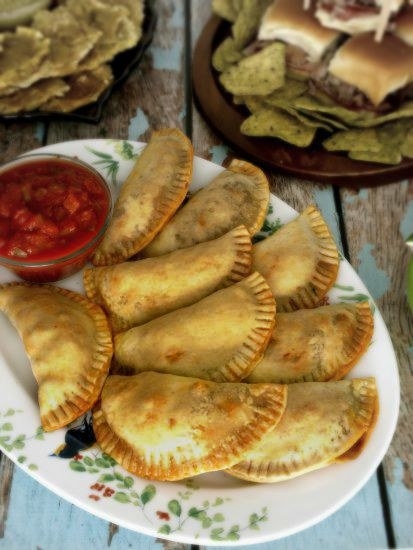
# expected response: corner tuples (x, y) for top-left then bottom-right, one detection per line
(0, 0), (144, 116)
(212, 0), (413, 165)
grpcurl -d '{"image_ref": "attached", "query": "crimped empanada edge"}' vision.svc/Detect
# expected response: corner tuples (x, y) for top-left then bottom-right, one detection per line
(330, 301), (374, 380)
(215, 271), (276, 382)
(227, 158), (270, 236)
(226, 377), (377, 483)
(224, 224), (253, 284)
(92, 128), (194, 266)
(278, 205), (339, 312)
(93, 382), (287, 481)
(0, 282), (113, 432)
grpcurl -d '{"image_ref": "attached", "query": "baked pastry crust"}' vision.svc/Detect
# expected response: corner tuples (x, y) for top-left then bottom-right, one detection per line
(246, 301), (374, 383)
(114, 271), (276, 382)
(0, 282), (113, 431)
(92, 128), (193, 265)
(143, 158), (269, 257)
(227, 378), (377, 482)
(93, 371), (287, 480)
(84, 225), (252, 332)
(252, 205), (339, 311)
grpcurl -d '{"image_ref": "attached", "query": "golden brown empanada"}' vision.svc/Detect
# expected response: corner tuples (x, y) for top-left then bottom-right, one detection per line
(93, 371), (287, 480)
(143, 158), (269, 257)
(227, 378), (377, 482)
(114, 271), (275, 382)
(84, 225), (252, 332)
(252, 205), (339, 311)
(246, 301), (374, 384)
(0, 282), (113, 432)
(92, 128), (193, 266)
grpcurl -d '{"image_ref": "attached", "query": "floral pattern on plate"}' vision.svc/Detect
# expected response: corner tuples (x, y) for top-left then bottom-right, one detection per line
(0, 139), (399, 546)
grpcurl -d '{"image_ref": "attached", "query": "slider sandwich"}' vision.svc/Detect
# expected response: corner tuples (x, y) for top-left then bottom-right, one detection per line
(258, 0), (344, 78)
(313, 0), (408, 41)
(314, 30), (413, 110)
(259, 0), (413, 111)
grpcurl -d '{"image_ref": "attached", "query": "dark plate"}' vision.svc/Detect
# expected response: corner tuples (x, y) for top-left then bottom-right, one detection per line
(0, 0), (156, 124)
(192, 15), (413, 187)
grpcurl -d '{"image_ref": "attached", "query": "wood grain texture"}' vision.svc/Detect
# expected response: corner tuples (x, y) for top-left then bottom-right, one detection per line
(340, 180), (413, 548)
(0, 456), (13, 539)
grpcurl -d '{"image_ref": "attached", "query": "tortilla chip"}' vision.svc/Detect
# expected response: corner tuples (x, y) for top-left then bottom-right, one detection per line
(298, 108), (350, 130)
(0, 77), (68, 114)
(401, 126), (413, 158)
(241, 106), (317, 147)
(220, 42), (285, 96)
(352, 101), (413, 128)
(264, 77), (309, 103)
(40, 64), (113, 113)
(232, 0), (272, 47)
(323, 128), (382, 153)
(293, 93), (370, 125)
(349, 148), (402, 164)
(212, 0), (241, 22)
(212, 36), (244, 72)
(324, 118), (412, 163)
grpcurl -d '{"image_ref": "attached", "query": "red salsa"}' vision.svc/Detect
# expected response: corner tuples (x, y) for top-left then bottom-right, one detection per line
(0, 157), (110, 262)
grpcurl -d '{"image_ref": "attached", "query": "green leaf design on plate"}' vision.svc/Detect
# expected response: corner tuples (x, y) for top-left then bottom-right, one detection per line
(86, 147), (120, 185)
(1, 422), (13, 431)
(168, 499), (182, 517)
(70, 460), (87, 472)
(140, 484), (156, 505)
(86, 141), (140, 185)
(113, 140), (139, 161)
(114, 491), (131, 504)
(0, 410), (41, 471)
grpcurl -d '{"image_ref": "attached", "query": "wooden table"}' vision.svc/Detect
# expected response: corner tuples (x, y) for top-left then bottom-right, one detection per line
(0, 1), (412, 549)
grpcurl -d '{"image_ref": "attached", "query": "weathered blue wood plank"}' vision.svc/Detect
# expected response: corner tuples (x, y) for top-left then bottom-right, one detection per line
(0, 467), (168, 550)
(203, 472), (388, 550)
(387, 458), (413, 548)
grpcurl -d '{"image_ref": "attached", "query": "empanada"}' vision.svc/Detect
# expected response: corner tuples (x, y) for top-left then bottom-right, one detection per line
(84, 225), (252, 332)
(246, 302), (374, 384)
(252, 205), (339, 311)
(92, 128), (193, 266)
(114, 271), (275, 382)
(143, 158), (269, 257)
(92, 371), (287, 480)
(0, 282), (112, 432)
(227, 378), (377, 482)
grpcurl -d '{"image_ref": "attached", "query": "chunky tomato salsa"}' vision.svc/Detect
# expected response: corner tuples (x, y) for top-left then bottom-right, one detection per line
(0, 158), (110, 262)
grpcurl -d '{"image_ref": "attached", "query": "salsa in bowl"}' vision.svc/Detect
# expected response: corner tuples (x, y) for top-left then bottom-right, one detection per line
(0, 153), (112, 282)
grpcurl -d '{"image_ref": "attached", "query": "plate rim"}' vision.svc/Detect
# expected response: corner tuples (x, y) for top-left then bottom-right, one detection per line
(0, 138), (401, 546)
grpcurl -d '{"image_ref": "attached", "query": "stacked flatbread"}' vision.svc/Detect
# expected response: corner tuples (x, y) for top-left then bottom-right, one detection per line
(0, 0), (144, 115)
(0, 128), (378, 483)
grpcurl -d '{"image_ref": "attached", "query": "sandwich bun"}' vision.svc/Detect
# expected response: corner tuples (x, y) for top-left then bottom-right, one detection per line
(315, 0), (405, 35)
(394, 4), (413, 44)
(328, 32), (413, 106)
(258, 0), (342, 61)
